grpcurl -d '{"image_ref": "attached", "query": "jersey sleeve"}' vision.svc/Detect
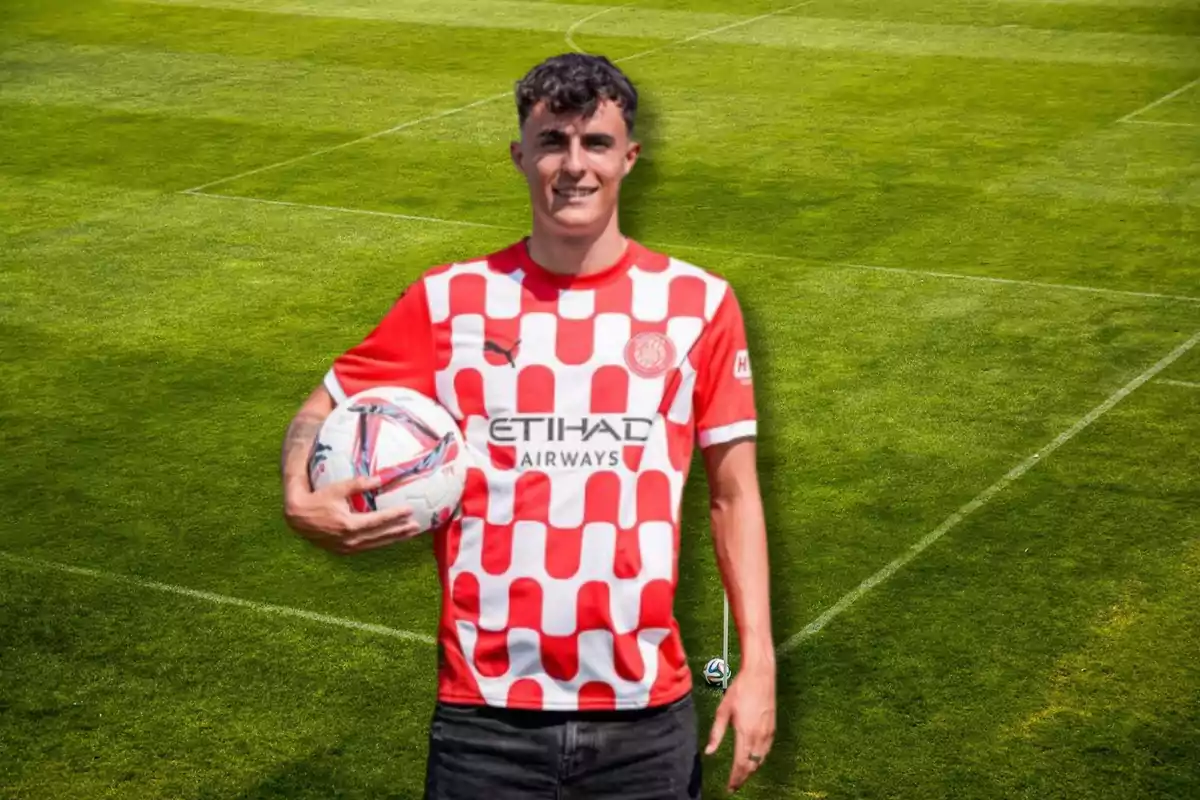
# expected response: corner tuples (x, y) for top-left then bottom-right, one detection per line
(693, 284), (757, 448)
(323, 280), (437, 403)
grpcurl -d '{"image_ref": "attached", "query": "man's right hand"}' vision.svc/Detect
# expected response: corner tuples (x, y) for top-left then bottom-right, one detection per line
(283, 474), (422, 555)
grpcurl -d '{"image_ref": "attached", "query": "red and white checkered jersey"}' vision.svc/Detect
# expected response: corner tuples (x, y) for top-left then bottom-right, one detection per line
(324, 239), (756, 711)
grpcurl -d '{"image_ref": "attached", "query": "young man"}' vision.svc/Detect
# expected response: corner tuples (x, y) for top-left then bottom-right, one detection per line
(281, 54), (775, 798)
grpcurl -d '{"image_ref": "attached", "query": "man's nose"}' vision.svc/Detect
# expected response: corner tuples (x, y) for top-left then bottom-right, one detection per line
(563, 140), (586, 176)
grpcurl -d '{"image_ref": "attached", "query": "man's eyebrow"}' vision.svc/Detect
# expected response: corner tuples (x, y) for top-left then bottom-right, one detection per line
(534, 130), (615, 146)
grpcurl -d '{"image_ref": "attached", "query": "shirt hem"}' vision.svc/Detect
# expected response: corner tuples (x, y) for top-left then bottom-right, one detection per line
(436, 682), (694, 712)
(322, 369), (347, 403)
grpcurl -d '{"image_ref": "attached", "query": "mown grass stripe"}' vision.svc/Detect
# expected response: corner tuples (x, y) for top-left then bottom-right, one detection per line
(0, 41), (490, 135)
(138, 0), (1200, 67)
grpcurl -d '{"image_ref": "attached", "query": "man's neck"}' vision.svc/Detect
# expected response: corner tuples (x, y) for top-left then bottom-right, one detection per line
(526, 216), (628, 277)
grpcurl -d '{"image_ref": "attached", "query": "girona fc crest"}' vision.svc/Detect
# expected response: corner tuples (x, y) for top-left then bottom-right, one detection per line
(624, 332), (676, 378)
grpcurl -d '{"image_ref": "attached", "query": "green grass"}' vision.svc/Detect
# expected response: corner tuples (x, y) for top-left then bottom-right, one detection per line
(2, 0), (1198, 798)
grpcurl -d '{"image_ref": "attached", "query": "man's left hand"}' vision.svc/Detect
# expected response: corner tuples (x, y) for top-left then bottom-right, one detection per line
(704, 665), (776, 794)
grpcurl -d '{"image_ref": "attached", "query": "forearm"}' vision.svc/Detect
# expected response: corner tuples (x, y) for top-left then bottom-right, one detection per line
(281, 387), (335, 502)
(710, 476), (775, 673)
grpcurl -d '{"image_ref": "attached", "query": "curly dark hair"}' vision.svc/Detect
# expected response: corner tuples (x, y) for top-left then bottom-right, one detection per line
(515, 53), (638, 135)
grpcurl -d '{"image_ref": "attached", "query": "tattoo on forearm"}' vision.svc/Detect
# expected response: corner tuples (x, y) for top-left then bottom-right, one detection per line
(281, 413), (324, 476)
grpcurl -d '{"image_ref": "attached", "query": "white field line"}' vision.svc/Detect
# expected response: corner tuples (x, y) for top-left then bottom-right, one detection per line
(183, 190), (522, 230)
(666, 242), (1200, 305)
(0, 550), (720, 660)
(778, 329), (1200, 653)
(0, 551), (436, 645)
(1118, 75), (1200, 123)
(183, 191), (1200, 305)
(832, 260), (1200, 305)
(1122, 118), (1199, 128)
(1160, 378), (1200, 389)
(181, 93), (510, 194)
(613, 0), (814, 64)
(182, 2), (811, 194)
(565, 2), (635, 54)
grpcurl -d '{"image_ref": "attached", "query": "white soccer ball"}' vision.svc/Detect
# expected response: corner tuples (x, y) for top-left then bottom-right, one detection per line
(703, 657), (731, 688)
(308, 386), (468, 534)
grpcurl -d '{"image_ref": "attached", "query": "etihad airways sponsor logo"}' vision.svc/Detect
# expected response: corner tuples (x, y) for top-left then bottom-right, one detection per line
(518, 449), (622, 469)
(487, 415), (656, 470)
(488, 415), (653, 444)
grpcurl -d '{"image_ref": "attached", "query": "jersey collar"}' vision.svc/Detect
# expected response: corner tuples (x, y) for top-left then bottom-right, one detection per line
(515, 236), (649, 289)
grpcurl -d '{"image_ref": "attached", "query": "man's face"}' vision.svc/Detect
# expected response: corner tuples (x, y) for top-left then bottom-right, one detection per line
(510, 99), (640, 236)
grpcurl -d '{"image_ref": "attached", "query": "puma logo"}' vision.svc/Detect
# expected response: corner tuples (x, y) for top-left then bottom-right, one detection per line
(483, 338), (520, 367)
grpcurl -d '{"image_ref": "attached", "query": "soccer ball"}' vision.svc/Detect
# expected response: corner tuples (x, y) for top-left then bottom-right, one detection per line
(703, 657), (731, 688)
(308, 386), (468, 534)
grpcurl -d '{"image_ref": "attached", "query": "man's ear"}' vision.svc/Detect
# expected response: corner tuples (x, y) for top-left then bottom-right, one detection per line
(623, 140), (641, 176)
(510, 140), (524, 172)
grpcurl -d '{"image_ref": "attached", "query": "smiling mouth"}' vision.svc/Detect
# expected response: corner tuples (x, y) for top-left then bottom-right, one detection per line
(553, 186), (598, 200)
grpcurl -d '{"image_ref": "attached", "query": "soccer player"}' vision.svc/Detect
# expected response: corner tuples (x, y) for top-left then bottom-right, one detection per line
(280, 53), (775, 798)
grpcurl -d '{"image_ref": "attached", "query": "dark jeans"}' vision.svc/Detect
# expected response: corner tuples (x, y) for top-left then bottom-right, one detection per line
(423, 694), (702, 799)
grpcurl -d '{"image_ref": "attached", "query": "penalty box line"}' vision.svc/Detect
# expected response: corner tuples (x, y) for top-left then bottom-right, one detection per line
(181, 190), (1200, 306)
(778, 328), (1200, 653)
(180, 1), (814, 195)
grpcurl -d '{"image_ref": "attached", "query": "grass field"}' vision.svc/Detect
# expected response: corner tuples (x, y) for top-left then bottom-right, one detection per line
(2, 0), (1199, 797)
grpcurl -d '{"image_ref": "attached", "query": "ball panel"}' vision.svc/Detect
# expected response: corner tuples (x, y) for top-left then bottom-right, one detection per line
(308, 386), (468, 533)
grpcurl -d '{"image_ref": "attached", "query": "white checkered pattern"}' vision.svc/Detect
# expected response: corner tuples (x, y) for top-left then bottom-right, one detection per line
(328, 241), (756, 711)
